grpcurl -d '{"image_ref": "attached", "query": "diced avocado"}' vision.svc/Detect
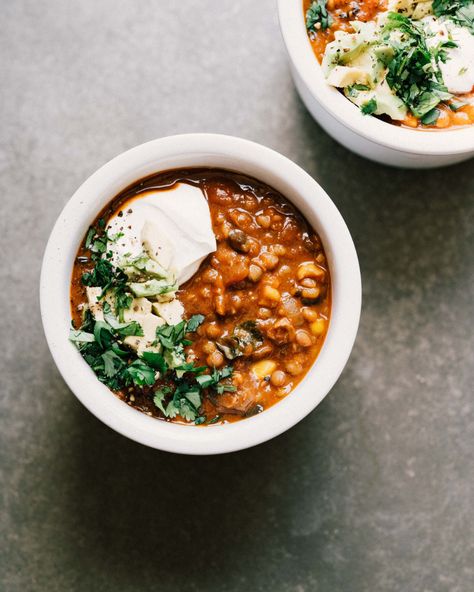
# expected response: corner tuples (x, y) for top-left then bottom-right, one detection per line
(151, 300), (184, 325)
(123, 297), (152, 322)
(123, 313), (165, 355)
(163, 345), (186, 369)
(373, 44), (395, 67)
(326, 65), (371, 87)
(322, 20), (383, 88)
(120, 253), (170, 281)
(387, 0), (433, 19)
(86, 287), (116, 321)
(322, 21), (378, 75)
(129, 279), (178, 299)
(86, 287), (104, 321)
(345, 79), (407, 120)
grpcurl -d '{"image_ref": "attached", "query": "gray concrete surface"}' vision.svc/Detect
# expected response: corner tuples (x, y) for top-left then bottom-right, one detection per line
(1, 1), (473, 591)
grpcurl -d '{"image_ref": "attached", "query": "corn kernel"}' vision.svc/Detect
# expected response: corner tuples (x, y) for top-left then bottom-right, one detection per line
(310, 319), (327, 335)
(251, 360), (277, 380)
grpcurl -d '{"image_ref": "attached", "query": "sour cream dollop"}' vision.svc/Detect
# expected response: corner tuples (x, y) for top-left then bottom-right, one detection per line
(423, 16), (474, 94)
(106, 183), (217, 285)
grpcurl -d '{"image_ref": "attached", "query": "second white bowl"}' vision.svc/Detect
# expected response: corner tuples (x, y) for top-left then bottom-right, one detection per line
(278, 0), (474, 168)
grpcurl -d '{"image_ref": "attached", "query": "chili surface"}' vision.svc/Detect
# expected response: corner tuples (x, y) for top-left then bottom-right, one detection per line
(70, 168), (331, 424)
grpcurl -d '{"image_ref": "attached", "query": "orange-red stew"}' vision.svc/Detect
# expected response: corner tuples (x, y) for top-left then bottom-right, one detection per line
(71, 169), (331, 424)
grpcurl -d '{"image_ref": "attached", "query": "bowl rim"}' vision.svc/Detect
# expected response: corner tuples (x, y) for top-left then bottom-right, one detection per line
(40, 133), (361, 455)
(277, 0), (474, 155)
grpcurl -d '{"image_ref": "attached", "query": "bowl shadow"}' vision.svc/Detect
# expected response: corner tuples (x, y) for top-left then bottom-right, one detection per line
(58, 383), (351, 591)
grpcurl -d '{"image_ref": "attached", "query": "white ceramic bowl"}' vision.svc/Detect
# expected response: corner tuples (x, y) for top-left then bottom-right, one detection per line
(278, 0), (474, 168)
(40, 134), (361, 454)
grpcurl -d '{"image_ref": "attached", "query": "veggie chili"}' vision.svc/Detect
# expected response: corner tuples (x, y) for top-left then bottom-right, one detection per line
(70, 169), (331, 425)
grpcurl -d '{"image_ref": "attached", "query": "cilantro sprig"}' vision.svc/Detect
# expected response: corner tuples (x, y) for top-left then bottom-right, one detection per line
(433, 0), (474, 34)
(361, 98), (378, 115)
(382, 13), (453, 119)
(306, 0), (333, 33)
(75, 218), (237, 424)
(153, 365), (235, 423)
(81, 224), (134, 321)
(150, 314), (235, 423)
(71, 305), (231, 424)
(69, 310), (151, 390)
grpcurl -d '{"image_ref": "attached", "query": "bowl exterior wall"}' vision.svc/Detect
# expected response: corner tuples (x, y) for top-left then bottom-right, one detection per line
(291, 66), (474, 169)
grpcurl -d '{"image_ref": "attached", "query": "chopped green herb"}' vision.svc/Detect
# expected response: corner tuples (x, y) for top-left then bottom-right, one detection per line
(217, 320), (263, 360)
(421, 108), (440, 125)
(432, 0), (474, 34)
(361, 98), (378, 115)
(382, 13), (452, 118)
(69, 329), (95, 343)
(85, 227), (96, 250)
(186, 314), (205, 333)
(108, 231), (124, 243)
(123, 359), (156, 386)
(306, 0), (333, 32)
(141, 351), (168, 373)
(207, 415), (221, 425)
(153, 387), (172, 415)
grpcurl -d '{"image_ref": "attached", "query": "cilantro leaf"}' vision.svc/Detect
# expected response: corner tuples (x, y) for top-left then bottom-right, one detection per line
(93, 321), (114, 349)
(421, 108), (440, 126)
(123, 359), (156, 386)
(84, 227), (96, 249)
(69, 329), (95, 343)
(433, 0), (474, 33)
(361, 98), (378, 115)
(165, 399), (180, 419)
(103, 303), (143, 337)
(101, 350), (123, 378)
(154, 387), (172, 415)
(186, 314), (205, 333)
(141, 351), (168, 373)
(382, 13), (452, 118)
(306, 0), (333, 32)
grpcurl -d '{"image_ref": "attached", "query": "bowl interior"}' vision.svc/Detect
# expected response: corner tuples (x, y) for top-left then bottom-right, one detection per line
(41, 134), (361, 454)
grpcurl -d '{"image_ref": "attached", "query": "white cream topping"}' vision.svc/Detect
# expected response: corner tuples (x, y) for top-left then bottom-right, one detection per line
(107, 183), (216, 285)
(422, 16), (474, 94)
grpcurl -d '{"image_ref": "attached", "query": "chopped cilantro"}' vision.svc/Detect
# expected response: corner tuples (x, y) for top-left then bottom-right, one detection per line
(421, 108), (440, 126)
(73, 219), (244, 424)
(84, 227), (95, 250)
(207, 415), (221, 425)
(382, 13), (452, 118)
(449, 98), (466, 111)
(123, 359), (156, 386)
(432, 0), (474, 33)
(141, 351), (168, 373)
(186, 314), (205, 333)
(69, 329), (95, 343)
(306, 0), (333, 32)
(361, 98), (378, 115)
